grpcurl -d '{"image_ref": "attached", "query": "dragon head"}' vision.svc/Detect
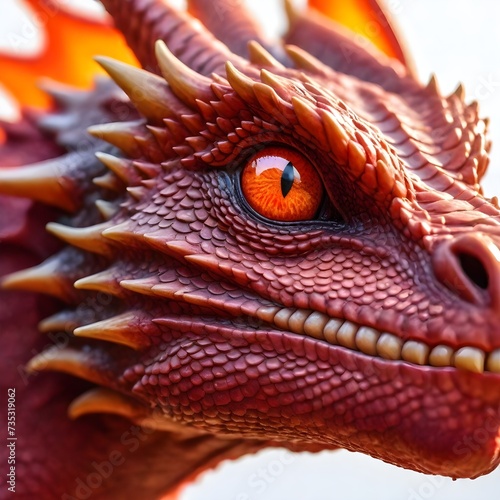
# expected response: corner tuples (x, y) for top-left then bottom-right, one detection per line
(1, 0), (500, 496)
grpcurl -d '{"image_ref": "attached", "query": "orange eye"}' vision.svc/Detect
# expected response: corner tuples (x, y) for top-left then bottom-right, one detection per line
(241, 146), (323, 222)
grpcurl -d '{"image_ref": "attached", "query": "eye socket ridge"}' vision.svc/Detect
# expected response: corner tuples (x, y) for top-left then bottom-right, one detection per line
(240, 144), (324, 222)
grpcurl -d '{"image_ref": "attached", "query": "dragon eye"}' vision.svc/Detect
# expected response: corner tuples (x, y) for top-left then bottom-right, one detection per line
(241, 146), (323, 222)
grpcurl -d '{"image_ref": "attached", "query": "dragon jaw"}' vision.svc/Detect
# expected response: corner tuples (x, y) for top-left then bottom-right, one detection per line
(1, 1), (500, 497)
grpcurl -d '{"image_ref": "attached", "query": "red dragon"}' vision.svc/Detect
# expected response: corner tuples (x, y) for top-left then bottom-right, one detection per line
(1, 1), (499, 498)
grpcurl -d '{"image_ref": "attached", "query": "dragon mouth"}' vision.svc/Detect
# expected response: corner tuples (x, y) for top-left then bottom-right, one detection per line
(65, 265), (500, 376)
(247, 306), (500, 375)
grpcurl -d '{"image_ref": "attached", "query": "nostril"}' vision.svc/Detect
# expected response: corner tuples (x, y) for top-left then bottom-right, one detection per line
(456, 251), (489, 290)
(432, 233), (498, 307)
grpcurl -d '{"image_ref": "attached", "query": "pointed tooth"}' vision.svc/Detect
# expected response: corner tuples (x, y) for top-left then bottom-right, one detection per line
(95, 152), (137, 185)
(355, 327), (380, 356)
(88, 121), (143, 158)
(248, 41), (284, 68)
(155, 40), (213, 108)
(303, 312), (329, 339)
(285, 45), (323, 74)
(74, 270), (123, 297)
(69, 387), (147, 421)
(74, 312), (150, 350)
(429, 345), (454, 367)
(95, 199), (119, 220)
(225, 62), (256, 103)
(487, 349), (500, 373)
(95, 56), (178, 122)
(336, 322), (358, 349)
(323, 318), (343, 344)
(46, 222), (113, 256)
(0, 161), (78, 212)
(26, 347), (107, 385)
(376, 333), (403, 360)
(454, 347), (485, 374)
(288, 309), (311, 332)
(401, 340), (430, 366)
(273, 308), (295, 330)
(1, 258), (72, 301)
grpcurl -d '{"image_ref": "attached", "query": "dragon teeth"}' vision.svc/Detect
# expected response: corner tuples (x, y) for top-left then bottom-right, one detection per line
(487, 349), (500, 372)
(401, 340), (430, 366)
(266, 307), (499, 374)
(288, 309), (311, 332)
(355, 327), (380, 355)
(273, 308), (295, 330)
(303, 312), (330, 339)
(429, 345), (455, 367)
(323, 318), (343, 344)
(454, 347), (485, 374)
(377, 333), (403, 360)
(336, 322), (358, 349)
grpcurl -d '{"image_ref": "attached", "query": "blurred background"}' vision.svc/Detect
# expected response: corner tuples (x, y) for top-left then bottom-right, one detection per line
(1, 1), (499, 499)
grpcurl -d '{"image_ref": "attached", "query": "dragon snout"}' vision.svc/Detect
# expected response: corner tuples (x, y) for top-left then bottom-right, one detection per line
(432, 232), (500, 310)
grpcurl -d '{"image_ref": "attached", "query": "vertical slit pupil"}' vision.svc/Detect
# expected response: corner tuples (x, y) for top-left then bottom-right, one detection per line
(281, 161), (295, 198)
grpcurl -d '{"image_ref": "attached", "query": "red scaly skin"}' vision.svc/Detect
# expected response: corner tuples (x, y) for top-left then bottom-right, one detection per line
(1, 1), (500, 498)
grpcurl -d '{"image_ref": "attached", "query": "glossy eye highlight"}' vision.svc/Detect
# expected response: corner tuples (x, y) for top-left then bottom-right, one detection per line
(241, 146), (323, 222)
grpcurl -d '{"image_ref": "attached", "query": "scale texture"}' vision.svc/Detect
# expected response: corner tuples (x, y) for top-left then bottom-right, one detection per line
(1, 1), (500, 498)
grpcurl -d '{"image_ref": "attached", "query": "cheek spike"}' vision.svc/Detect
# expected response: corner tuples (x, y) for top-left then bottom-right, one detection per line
(95, 152), (139, 185)
(68, 387), (148, 421)
(74, 270), (124, 297)
(73, 312), (153, 351)
(0, 161), (79, 212)
(26, 347), (112, 387)
(1, 257), (75, 302)
(69, 387), (207, 433)
(46, 222), (114, 256)
(87, 121), (144, 159)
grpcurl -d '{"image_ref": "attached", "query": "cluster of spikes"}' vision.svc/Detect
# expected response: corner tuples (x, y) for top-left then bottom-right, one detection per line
(0, 0), (494, 408)
(0, 0), (497, 427)
(0, 0), (379, 421)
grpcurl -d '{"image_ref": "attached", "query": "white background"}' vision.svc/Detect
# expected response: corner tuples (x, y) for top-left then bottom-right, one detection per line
(1, 1), (499, 499)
